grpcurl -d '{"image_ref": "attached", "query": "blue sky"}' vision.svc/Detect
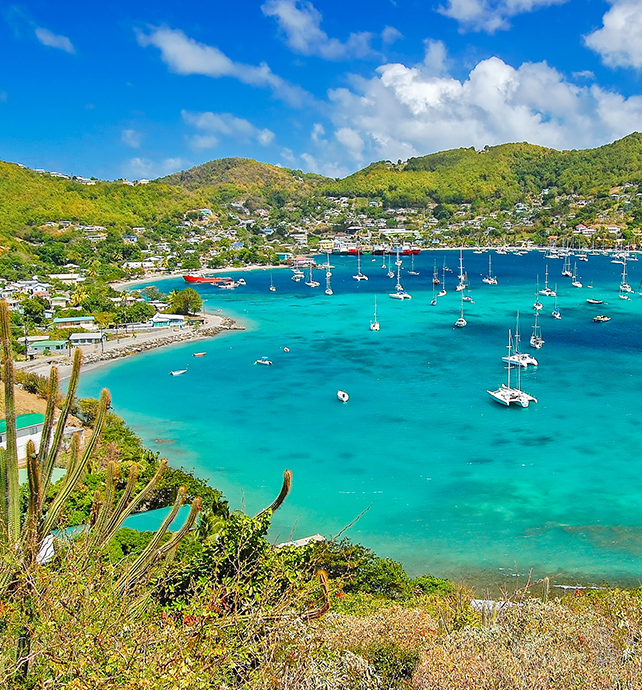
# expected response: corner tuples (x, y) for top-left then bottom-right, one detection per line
(2, 0), (642, 180)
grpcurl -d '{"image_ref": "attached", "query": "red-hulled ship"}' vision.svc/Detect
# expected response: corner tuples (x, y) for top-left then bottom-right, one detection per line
(183, 274), (230, 284)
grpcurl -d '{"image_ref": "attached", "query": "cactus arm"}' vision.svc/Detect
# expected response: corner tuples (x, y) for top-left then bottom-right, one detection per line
(253, 469), (292, 518)
(0, 448), (6, 543)
(157, 497), (202, 557)
(42, 348), (82, 495)
(89, 461), (118, 542)
(99, 459), (168, 546)
(1, 301), (20, 544)
(116, 486), (187, 595)
(40, 389), (109, 538)
(304, 570), (331, 620)
(37, 367), (59, 495)
(24, 441), (41, 555)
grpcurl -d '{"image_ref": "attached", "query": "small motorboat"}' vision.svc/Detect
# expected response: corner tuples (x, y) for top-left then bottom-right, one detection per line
(254, 357), (273, 366)
(593, 314), (611, 322)
(337, 390), (349, 402)
(192, 352), (206, 357)
(586, 298), (603, 304)
(237, 278), (247, 286)
(169, 368), (188, 376)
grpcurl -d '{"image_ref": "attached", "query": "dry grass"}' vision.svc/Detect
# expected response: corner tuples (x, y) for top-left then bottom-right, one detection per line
(413, 596), (642, 689)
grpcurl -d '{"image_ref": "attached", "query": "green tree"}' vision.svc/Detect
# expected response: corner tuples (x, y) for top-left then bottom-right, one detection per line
(169, 288), (202, 315)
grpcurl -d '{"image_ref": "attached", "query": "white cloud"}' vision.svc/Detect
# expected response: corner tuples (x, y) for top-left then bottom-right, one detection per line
(318, 49), (642, 173)
(311, 122), (326, 143)
(137, 26), (310, 107)
(335, 127), (364, 161)
(35, 27), (75, 53)
(300, 152), (350, 178)
(126, 157), (188, 179)
(121, 129), (143, 149)
(438, 0), (568, 33)
(182, 111), (275, 149)
(585, 0), (642, 69)
(381, 26), (403, 45)
(281, 147), (296, 164)
(261, 0), (374, 59)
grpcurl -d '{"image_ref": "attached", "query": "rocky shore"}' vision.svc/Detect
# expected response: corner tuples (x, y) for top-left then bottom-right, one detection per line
(16, 315), (245, 380)
(81, 317), (242, 366)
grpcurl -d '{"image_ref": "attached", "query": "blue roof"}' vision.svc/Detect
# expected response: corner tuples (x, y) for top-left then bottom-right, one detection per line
(53, 316), (95, 323)
(0, 413), (45, 434)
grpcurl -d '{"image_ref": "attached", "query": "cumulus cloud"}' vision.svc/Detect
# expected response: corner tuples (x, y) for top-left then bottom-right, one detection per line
(438, 0), (568, 33)
(261, 0), (375, 59)
(182, 111), (275, 149)
(35, 27), (75, 53)
(585, 0), (642, 69)
(126, 157), (187, 179)
(121, 129), (143, 149)
(315, 46), (642, 174)
(137, 26), (311, 107)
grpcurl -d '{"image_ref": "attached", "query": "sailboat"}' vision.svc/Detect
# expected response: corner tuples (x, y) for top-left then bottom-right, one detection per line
(462, 277), (474, 303)
(561, 253), (572, 277)
(454, 293), (467, 327)
(432, 260), (440, 285)
(430, 280), (437, 306)
(531, 279), (542, 312)
(389, 254), (412, 299)
(487, 330), (538, 407)
(456, 249), (467, 291)
(407, 253), (420, 276)
(551, 285), (561, 319)
(269, 274), (276, 292)
(530, 309), (545, 349)
(539, 266), (556, 296)
(482, 254), (498, 285)
(369, 297), (380, 330)
(502, 312), (538, 366)
(619, 259), (633, 298)
(381, 250), (388, 270)
(353, 249), (368, 281)
(305, 264), (320, 288)
(571, 262), (583, 288)
(437, 267), (447, 297)
(324, 270), (333, 295)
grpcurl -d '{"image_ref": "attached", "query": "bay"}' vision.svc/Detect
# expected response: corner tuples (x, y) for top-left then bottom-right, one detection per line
(77, 250), (642, 588)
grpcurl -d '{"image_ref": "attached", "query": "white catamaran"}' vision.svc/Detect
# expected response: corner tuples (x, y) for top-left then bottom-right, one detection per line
(488, 330), (538, 407)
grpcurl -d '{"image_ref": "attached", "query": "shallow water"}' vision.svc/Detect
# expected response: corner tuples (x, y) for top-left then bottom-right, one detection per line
(78, 251), (642, 589)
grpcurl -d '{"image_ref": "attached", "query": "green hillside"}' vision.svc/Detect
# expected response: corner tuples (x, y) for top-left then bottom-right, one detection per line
(0, 161), (206, 238)
(160, 157), (329, 207)
(323, 134), (642, 207)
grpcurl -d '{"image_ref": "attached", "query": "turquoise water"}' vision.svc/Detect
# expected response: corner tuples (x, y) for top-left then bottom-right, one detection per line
(78, 251), (642, 588)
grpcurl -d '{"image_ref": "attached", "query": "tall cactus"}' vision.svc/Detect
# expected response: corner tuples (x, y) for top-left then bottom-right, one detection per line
(0, 302), (201, 679)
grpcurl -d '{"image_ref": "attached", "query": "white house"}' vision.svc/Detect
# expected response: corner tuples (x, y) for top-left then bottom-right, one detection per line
(150, 313), (186, 328)
(69, 332), (107, 347)
(0, 413), (45, 460)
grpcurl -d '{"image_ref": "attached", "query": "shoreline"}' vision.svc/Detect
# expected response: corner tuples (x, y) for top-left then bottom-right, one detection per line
(16, 312), (245, 381)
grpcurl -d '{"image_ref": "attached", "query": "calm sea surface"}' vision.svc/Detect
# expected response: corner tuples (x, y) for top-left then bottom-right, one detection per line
(78, 251), (642, 589)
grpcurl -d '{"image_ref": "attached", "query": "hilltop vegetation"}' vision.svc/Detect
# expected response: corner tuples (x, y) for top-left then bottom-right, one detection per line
(0, 161), (205, 237)
(161, 157), (329, 208)
(323, 133), (642, 207)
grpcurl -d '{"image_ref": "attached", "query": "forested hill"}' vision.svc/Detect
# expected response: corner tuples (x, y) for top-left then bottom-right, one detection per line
(322, 133), (642, 207)
(160, 157), (330, 208)
(0, 161), (205, 237)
